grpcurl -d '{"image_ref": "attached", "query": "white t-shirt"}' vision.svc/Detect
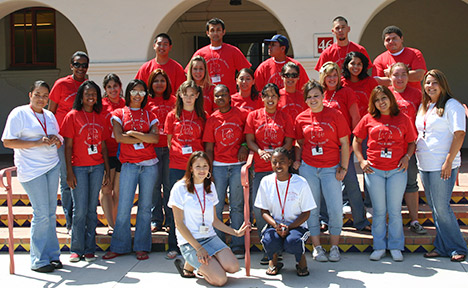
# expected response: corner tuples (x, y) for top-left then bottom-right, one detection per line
(168, 180), (219, 245)
(1, 105), (60, 182)
(415, 99), (466, 171)
(254, 173), (316, 229)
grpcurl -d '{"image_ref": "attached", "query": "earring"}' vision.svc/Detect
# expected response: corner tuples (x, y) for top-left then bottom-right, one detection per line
(206, 172), (211, 179)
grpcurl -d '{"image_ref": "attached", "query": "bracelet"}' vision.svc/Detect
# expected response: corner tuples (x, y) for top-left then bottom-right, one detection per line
(405, 153), (411, 160)
(196, 246), (203, 253)
(340, 165), (347, 172)
(241, 142), (248, 148)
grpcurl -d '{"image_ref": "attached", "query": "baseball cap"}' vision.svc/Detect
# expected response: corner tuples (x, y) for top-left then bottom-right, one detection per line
(264, 34), (289, 50)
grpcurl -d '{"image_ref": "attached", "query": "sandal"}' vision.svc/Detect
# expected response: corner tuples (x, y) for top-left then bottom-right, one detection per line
(266, 262), (283, 275)
(451, 254), (466, 262)
(424, 250), (441, 258)
(358, 225), (372, 232)
(296, 264), (310, 277)
(107, 228), (114, 236)
(102, 251), (123, 260)
(136, 251), (149, 260)
(165, 250), (179, 260)
(174, 259), (196, 278)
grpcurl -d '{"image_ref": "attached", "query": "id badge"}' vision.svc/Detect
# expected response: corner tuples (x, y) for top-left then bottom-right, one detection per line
(182, 145), (193, 155)
(264, 146), (274, 153)
(134, 142), (145, 150)
(312, 146), (323, 156)
(211, 75), (221, 83)
(199, 225), (209, 234)
(88, 145), (98, 155)
(380, 149), (392, 158)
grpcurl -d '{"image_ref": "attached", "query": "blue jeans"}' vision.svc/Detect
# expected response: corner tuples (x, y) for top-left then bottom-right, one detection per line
(213, 164), (244, 251)
(252, 171), (271, 239)
(110, 163), (158, 253)
(20, 164), (60, 269)
(300, 162), (342, 236)
(406, 155), (419, 193)
(261, 226), (309, 262)
(365, 167), (406, 250)
(152, 147), (171, 227)
(420, 168), (468, 256)
(58, 145), (73, 229)
(70, 164), (104, 255)
(167, 168), (186, 251)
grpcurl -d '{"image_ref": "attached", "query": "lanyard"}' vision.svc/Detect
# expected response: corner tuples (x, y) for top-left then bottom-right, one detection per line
(423, 104), (436, 139)
(275, 174), (291, 223)
(30, 105), (47, 137)
(324, 90), (337, 108)
(82, 111), (96, 147)
(263, 108), (277, 148)
(180, 110), (195, 140)
(310, 110), (323, 147)
(126, 106), (146, 131)
(194, 185), (206, 225)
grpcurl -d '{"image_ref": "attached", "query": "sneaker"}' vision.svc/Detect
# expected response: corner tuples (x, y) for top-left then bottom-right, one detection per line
(312, 246), (328, 262)
(260, 252), (269, 265)
(369, 249), (385, 261)
(69, 253), (81, 262)
(390, 250), (404, 262)
(233, 249), (245, 259)
(50, 260), (63, 269)
(410, 222), (427, 234)
(32, 264), (55, 273)
(328, 245), (341, 262)
(84, 253), (97, 262)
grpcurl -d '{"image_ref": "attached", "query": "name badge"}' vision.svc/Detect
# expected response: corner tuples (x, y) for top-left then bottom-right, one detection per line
(312, 146), (323, 156)
(88, 145), (98, 155)
(182, 145), (193, 155)
(211, 75), (221, 83)
(199, 225), (209, 234)
(380, 149), (392, 158)
(134, 143), (145, 150)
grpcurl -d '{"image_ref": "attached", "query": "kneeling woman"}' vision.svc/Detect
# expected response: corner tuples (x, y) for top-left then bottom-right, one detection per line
(353, 85), (417, 262)
(255, 147), (316, 276)
(168, 151), (248, 287)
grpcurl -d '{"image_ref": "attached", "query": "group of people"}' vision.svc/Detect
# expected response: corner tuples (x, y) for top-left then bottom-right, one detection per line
(2, 15), (467, 286)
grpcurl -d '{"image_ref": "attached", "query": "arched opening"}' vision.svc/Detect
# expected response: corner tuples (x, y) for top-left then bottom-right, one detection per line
(147, 0), (292, 70)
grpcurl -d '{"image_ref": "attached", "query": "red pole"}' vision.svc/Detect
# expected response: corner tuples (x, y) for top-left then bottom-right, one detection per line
(0, 166), (17, 275)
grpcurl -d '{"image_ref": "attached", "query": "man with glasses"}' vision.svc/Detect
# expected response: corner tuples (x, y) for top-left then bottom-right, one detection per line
(255, 34), (309, 92)
(136, 33), (186, 93)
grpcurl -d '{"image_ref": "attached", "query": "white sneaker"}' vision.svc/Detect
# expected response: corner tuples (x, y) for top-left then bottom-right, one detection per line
(313, 246), (328, 262)
(328, 245), (341, 262)
(369, 249), (385, 261)
(390, 250), (404, 262)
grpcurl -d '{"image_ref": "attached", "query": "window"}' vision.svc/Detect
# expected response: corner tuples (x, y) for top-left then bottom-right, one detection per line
(10, 7), (56, 68)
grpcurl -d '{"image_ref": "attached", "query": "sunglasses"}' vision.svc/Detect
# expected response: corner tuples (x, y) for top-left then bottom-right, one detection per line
(130, 90), (146, 97)
(72, 62), (89, 69)
(282, 73), (299, 78)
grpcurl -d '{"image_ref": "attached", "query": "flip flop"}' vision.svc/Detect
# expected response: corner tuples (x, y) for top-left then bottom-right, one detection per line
(451, 254), (466, 262)
(102, 251), (123, 260)
(136, 251), (149, 260)
(174, 259), (196, 278)
(296, 264), (310, 277)
(165, 250), (179, 260)
(266, 262), (284, 275)
(424, 250), (441, 258)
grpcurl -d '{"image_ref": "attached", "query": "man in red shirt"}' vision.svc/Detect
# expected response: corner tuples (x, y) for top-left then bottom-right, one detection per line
(255, 34), (309, 92)
(315, 16), (372, 71)
(372, 26), (427, 91)
(135, 33), (186, 93)
(186, 18), (251, 94)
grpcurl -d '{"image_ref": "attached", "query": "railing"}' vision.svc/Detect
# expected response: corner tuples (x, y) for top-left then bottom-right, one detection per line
(241, 151), (254, 276)
(0, 166), (17, 274)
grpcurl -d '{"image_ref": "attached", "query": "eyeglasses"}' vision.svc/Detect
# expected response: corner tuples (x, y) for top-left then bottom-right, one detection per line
(72, 62), (89, 69)
(130, 90), (146, 97)
(282, 73), (299, 78)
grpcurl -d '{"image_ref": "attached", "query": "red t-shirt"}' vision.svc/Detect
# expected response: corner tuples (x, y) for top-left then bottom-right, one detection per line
(254, 56), (309, 92)
(341, 77), (378, 118)
(135, 58), (186, 93)
(202, 85), (215, 115)
(61, 109), (109, 167)
(372, 47), (427, 91)
(389, 86), (421, 123)
(279, 88), (308, 121)
(353, 113), (417, 171)
(102, 97), (126, 157)
(164, 110), (206, 170)
(146, 95), (177, 148)
(203, 107), (248, 163)
(230, 92), (263, 112)
(111, 107), (158, 163)
(244, 108), (295, 172)
(186, 44), (251, 93)
(49, 75), (85, 127)
(295, 107), (350, 168)
(315, 41), (372, 71)
(323, 87), (357, 129)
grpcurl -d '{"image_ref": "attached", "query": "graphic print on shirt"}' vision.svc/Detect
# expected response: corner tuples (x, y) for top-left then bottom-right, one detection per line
(214, 121), (243, 147)
(370, 123), (403, 147)
(207, 56), (229, 84)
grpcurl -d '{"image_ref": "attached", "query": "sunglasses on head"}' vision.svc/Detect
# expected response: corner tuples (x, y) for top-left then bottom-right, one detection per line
(282, 73), (299, 78)
(130, 90), (146, 97)
(72, 62), (89, 69)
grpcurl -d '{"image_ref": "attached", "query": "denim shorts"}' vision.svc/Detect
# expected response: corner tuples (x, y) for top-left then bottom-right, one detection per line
(179, 235), (229, 269)
(109, 156), (122, 172)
